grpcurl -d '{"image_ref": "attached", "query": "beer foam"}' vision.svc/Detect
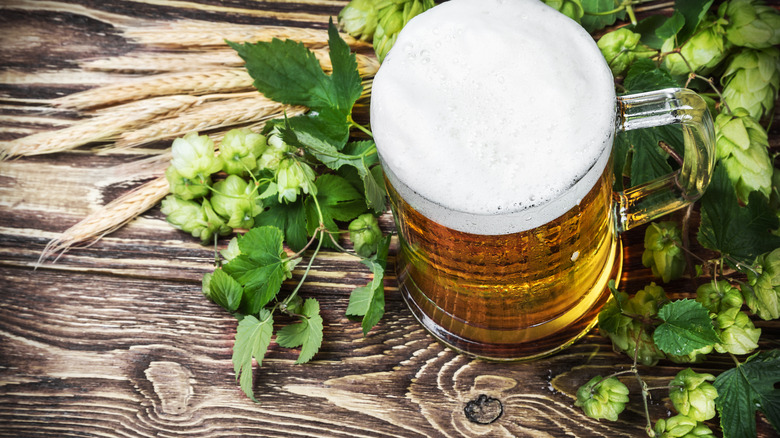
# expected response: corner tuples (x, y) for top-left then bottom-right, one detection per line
(371, 0), (616, 235)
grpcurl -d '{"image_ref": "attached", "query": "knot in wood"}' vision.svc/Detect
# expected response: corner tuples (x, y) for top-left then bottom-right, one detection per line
(463, 394), (503, 425)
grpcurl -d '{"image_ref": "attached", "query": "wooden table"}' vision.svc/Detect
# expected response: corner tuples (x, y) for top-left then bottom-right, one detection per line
(1, 1), (777, 437)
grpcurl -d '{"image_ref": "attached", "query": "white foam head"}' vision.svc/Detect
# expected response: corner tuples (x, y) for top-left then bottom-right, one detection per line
(371, 0), (616, 235)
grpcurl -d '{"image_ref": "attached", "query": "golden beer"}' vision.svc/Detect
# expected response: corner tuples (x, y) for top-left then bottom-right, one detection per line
(388, 161), (621, 359)
(371, 0), (715, 360)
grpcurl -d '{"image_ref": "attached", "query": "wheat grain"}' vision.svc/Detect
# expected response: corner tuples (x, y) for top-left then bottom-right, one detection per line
(111, 95), (307, 150)
(38, 175), (170, 265)
(55, 69), (254, 110)
(0, 95), (197, 159)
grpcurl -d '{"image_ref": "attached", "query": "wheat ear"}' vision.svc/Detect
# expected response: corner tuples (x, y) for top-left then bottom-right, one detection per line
(0, 95), (197, 159)
(38, 175), (170, 266)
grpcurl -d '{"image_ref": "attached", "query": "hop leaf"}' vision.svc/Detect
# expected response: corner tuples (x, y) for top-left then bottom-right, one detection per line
(714, 108), (773, 202)
(722, 0), (780, 49)
(170, 132), (222, 182)
(219, 128), (267, 176)
(575, 376), (629, 421)
(276, 298), (324, 364)
(597, 28), (657, 76)
(232, 310), (274, 402)
(669, 368), (718, 422)
(742, 247), (780, 320)
(211, 174), (264, 229)
(721, 47), (780, 121)
(642, 221), (687, 283)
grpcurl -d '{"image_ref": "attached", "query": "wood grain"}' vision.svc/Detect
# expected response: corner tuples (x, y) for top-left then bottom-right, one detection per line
(1, 1), (778, 437)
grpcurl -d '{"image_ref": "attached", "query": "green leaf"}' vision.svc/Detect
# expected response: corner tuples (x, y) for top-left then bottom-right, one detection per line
(631, 14), (671, 49)
(232, 309), (274, 402)
(254, 197), (309, 253)
(676, 0), (715, 43)
(304, 174), (367, 242)
(283, 109), (351, 150)
(275, 298), (324, 364)
(227, 38), (335, 111)
(581, 0), (627, 33)
(223, 226), (290, 314)
(347, 235), (391, 335)
(622, 58), (681, 93)
(365, 165), (387, 214)
(653, 299), (720, 356)
(206, 268), (243, 312)
(326, 18), (363, 115)
(698, 164), (780, 264)
(714, 350), (780, 438)
(598, 280), (629, 333)
(654, 11), (685, 40)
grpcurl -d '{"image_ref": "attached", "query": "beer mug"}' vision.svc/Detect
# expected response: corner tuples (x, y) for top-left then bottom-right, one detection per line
(370, 0), (716, 360)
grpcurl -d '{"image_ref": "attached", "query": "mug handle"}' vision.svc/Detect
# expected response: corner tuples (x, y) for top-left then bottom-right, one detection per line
(613, 88), (716, 233)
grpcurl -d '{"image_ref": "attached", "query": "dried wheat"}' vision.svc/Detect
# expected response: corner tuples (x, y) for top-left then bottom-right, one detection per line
(55, 69), (254, 110)
(38, 175), (170, 265)
(0, 95), (197, 159)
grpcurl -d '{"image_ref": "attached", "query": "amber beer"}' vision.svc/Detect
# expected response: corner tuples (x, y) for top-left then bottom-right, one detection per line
(371, 0), (715, 359)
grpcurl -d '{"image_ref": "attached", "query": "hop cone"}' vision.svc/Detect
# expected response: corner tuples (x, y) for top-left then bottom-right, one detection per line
(669, 368), (718, 422)
(715, 108), (773, 203)
(338, 0), (390, 41)
(742, 247), (780, 320)
(598, 28), (657, 76)
(170, 132), (221, 183)
(721, 47), (780, 121)
(219, 128), (267, 176)
(722, 0), (780, 49)
(642, 221), (687, 283)
(575, 376), (629, 421)
(696, 280), (743, 314)
(210, 174), (263, 229)
(165, 165), (210, 201)
(349, 213), (383, 257)
(662, 17), (729, 75)
(714, 305), (761, 355)
(654, 415), (716, 438)
(373, 0), (435, 62)
(542, 0), (584, 23)
(276, 158), (317, 204)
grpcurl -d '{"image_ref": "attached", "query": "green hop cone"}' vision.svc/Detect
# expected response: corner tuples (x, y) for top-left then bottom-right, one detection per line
(722, 0), (780, 49)
(276, 158), (317, 203)
(542, 0), (584, 23)
(575, 376), (629, 421)
(669, 368), (718, 422)
(600, 284), (668, 366)
(714, 108), (773, 202)
(654, 415), (716, 438)
(219, 128), (267, 176)
(642, 221), (687, 283)
(349, 213), (383, 257)
(625, 282), (669, 317)
(161, 196), (231, 244)
(662, 17), (729, 76)
(210, 174), (263, 229)
(373, 0), (435, 63)
(721, 47), (780, 121)
(597, 28), (657, 76)
(742, 247), (780, 320)
(696, 280), (743, 314)
(257, 128), (291, 172)
(338, 0), (390, 41)
(165, 165), (210, 200)
(170, 132), (222, 183)
(714, 306), (761, 355)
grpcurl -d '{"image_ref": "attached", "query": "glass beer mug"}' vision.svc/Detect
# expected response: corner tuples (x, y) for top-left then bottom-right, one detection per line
(370, 0), (716, 360)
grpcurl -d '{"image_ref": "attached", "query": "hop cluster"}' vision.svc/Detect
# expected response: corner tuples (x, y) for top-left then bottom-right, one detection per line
(338, 0), (435, 62)
(696, 280), (761, 355)
(662, 16), (729, 76)
(742, 247), (780, 320)
(574, 376), (630, 422)
(714, 108), (773, 203)
(161, 128), (315, 244)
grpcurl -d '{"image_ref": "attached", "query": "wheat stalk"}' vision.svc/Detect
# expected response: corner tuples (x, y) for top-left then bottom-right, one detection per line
(38, 175), (170, 265)
(109, 95), (307, 150)
(55, 68), (254, 110)
(0, 95), (197, 159)
(123, 20), (370, 50)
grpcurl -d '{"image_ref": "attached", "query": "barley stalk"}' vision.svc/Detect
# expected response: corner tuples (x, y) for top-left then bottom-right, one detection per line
(0, 95), (197, 159)
(110, 95), (307, 150)
(56, 68), (254, 110)
(38, 175), (170, 265)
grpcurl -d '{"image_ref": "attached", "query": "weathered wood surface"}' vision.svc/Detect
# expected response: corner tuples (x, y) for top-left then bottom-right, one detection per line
(0, 1), (778, 437)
